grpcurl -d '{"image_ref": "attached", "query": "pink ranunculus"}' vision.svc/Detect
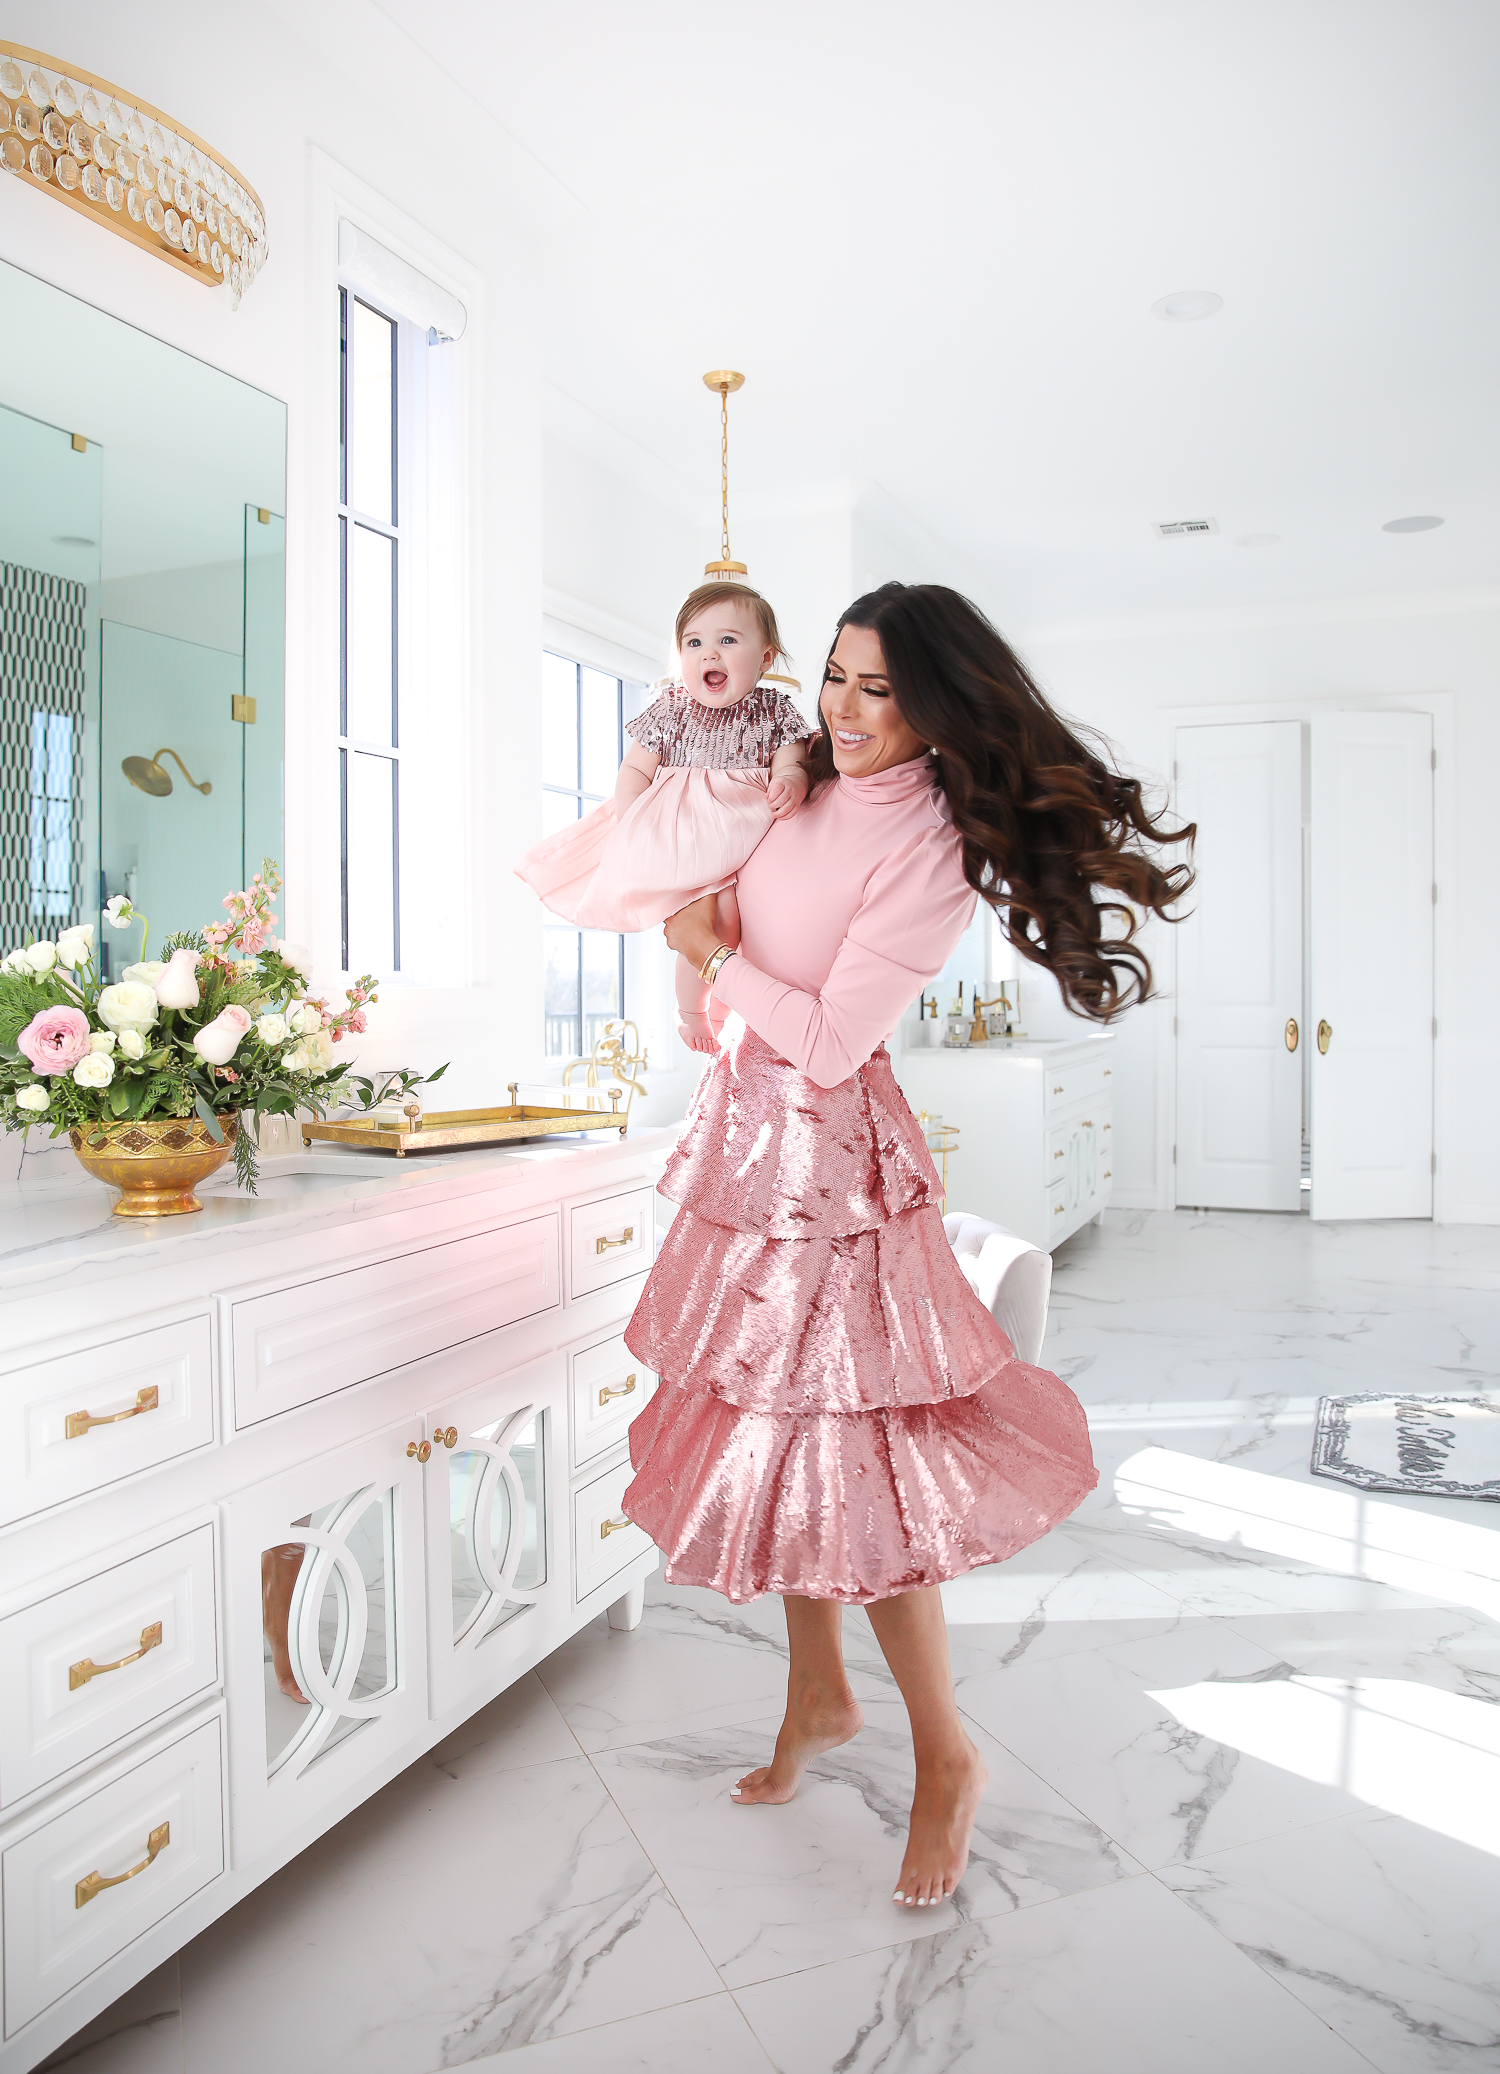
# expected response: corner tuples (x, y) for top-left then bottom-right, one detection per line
(193, 1004), (253, 1067)
(17, 1005), (92, 1076)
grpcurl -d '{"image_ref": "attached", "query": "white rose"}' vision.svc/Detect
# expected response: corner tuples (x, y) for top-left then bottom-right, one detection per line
(15, 1084), (49, 1113)
(24, 941), (57, 974)
(278, 941), (313, 977)
(307, 1029), (335, 1072)
(103, 895), (134, 929)
(72, 1051), (115, 1089)
(89, 1029), (117, 1054)
(56, 924), (94, 968)
(281, 1043), (310, 1074)
(1, 947), (30, 975)
(255, 1011), (287, 1046)
(97, 981), (160, 1034)
(122, 961), (166, 988)
(289, 1002), (324, 1036)
(117, 1028), (147, 1061)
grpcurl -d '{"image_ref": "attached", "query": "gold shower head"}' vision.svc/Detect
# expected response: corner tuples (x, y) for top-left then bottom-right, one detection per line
(121, 749), (211, 797)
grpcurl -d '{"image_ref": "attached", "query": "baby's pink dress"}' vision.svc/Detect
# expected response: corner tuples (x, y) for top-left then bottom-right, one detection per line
(620, 755), (1099, 1603)
(515, 684), (814, 932)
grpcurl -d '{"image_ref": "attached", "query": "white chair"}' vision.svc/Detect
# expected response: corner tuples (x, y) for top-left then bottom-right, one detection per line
(943, 1212), (1053, 1365)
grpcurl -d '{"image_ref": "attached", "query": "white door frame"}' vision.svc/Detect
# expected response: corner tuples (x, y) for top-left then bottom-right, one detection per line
(1157, 691), (1454, 1223)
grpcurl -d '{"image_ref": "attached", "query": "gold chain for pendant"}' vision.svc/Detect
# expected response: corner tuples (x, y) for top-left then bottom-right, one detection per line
(720, 387), (731, 560)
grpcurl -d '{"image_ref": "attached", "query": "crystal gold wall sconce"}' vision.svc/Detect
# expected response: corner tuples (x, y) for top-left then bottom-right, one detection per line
(0, 42), (267, 307)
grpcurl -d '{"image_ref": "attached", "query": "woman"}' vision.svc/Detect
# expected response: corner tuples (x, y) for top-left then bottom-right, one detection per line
(622, 583), (1193, 1910)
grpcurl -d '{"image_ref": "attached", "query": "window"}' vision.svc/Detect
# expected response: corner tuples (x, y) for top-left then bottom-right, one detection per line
(541, 651), (629, 1058)
(339, 288), (400, 973)
(28, 709), (72, 921)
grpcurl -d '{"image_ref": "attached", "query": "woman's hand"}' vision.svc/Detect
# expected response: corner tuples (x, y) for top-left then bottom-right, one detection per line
(663, 894), (722, 973)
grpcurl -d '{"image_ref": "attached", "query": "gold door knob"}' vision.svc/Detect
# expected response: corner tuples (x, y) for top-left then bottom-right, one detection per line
(406, 1439), (432, 1463)
(1285, 1018), (1299, 1052)
(70, 1622), (163, 1690)
(76, 1822), (169, 1908)
(1317, 1019), (1332, 1055)
(599, 1374), (638, 1407)
(595, 1227), (635, 1254)
(436, 1427), (458, 1448)
(66, 1386), (159, 1440)
(600, 1515), (631, 1538)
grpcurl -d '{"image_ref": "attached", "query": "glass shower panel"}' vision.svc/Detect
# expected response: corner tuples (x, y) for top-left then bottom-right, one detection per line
(243, 504), (285, 884)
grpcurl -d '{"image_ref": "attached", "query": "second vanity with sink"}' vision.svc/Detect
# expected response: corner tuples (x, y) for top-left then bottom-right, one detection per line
(0, 1125), (673, 2070)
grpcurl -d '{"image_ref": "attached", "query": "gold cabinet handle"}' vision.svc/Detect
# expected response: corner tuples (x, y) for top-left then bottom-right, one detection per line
(1080, 1118), (1094, 1128)
(595, 1227), (635, 1255)
(1053, 1201), (1065, 1216)
(436, 1426), (458, 1448)
(1285, 1017), (1300, 1053)
(406, 1439), (432, 1463)
(600, 1515), (632, 1538)
(1103, 1067), (1112, 1078)
(1317, 1019), (1332, 1055)
(599, 1374), (638, 1407)
(1103, 1169), (1112, 1179)
(1052, 1084), (1064, 1094)
(1052, 1149), (1065, 1160)
(76, 1822), (169, 1909)
(70, 1622), (163, 1691)
(66, 1386), (159, 1441)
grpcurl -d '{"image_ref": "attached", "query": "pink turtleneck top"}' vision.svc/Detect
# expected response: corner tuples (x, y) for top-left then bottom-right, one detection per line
(713, 755), (978, 1087)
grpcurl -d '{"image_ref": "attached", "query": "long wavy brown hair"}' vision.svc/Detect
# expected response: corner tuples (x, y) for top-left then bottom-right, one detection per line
(809, 583), (1195, 1019)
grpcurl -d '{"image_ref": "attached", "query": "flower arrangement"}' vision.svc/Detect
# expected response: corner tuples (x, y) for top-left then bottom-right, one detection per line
(0, 861), (444, 1192)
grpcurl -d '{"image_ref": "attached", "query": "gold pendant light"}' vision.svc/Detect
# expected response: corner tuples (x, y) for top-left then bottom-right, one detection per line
(702, 370), (748, 581)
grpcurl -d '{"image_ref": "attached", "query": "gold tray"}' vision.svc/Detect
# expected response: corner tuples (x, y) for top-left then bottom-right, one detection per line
(302, 1090), (625, 1157)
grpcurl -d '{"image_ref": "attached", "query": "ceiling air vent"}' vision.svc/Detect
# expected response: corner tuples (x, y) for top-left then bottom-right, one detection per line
(1155, 516), (1220, 538)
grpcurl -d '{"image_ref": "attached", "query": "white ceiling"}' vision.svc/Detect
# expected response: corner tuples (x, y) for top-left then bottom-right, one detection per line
(378, 0), (1499, 632)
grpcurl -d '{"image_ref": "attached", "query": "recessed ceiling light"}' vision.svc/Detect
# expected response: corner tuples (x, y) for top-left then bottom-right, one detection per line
(1382, 515), (1444, 533)
(1151, 290), (1223, 322)
(51, 534), (96, 547)
(1236, 532), (1280, 548)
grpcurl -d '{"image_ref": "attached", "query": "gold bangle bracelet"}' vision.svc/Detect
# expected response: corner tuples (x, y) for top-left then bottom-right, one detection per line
(699, 943), (736, 986)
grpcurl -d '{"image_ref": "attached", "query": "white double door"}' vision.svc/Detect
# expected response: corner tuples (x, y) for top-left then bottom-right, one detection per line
(1175, 713), (1432, 1220)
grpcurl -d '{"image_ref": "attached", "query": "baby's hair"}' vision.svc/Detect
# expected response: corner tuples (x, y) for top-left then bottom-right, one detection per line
(674, 582), (787, 670)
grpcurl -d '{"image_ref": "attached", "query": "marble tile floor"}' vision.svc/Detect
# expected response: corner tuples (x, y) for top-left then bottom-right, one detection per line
(47, 1209), (1500, 2074)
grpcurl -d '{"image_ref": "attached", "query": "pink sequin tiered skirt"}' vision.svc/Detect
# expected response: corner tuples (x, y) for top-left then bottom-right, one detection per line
(622, 1026), (1098, 1603)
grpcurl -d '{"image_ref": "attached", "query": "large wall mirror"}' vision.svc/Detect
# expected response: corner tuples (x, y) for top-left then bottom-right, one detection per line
(0, 258), (285, 975)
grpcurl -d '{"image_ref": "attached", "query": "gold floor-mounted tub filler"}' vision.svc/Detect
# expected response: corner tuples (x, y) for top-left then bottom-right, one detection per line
(70, 1112), (239, 1217)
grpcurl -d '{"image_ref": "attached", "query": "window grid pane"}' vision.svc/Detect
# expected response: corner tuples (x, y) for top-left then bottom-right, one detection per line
(541, 651), (626, 1058)
(339, 286), (401, 971)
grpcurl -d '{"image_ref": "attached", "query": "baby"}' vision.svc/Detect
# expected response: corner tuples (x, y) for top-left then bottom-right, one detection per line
(518, 583), (812, 1051)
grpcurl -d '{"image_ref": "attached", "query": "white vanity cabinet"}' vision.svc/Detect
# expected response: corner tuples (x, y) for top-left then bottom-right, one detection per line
(894, 1035), (1116, 1248)
(0, 1128), (673, 2071)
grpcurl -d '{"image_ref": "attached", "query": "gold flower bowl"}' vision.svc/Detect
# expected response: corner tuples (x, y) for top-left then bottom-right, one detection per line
(69, 1112), (239, 1217)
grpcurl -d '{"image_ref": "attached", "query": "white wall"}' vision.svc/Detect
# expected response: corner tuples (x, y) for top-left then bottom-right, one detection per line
(1019, 597), (1500, 1224)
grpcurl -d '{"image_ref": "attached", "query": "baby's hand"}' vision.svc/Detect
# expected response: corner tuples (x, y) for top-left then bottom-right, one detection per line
(767, 765), (810, 820)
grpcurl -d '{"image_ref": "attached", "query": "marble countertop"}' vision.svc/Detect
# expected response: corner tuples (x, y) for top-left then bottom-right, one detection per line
(0, 1123), (680, 1299)
(896, 1032), (1116, 1062)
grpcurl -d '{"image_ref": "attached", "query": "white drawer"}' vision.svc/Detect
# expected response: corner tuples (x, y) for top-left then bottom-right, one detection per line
(572, 1457), (652, 1604)
(228, 1213), (560, 1429)
(1046, 1177), (1070, 1233)
(0, 1526), (218, 1810)
(571, 1332), (656, 1473)
(0, 1318), (214, 1531)
(1043, 1057), (1106, 1115)
(2, 1714), (224, 2038)
(568, 1188), (653, 1301)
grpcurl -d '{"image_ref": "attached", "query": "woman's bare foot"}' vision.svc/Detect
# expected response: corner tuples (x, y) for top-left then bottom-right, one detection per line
(732, 1688), (864, 1804)
(892, 1735), (987, 1908)
(677, 1012), (720, 1055)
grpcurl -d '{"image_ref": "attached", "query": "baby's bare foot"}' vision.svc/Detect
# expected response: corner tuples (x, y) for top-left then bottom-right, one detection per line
(677, 1013), (720, 1054)
(891, 1736), (987, 1908)
(732, 1689), (864, 1805)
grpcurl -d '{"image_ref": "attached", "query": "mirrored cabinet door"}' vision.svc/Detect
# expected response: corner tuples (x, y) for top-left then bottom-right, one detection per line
(422, 1353), (568, 1719)
(225, 1422), (429, 1848)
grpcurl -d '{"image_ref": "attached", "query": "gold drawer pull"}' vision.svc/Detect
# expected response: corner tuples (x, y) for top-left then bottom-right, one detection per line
(66, 1387), (159, 1441)
(600, 1514), (632, 1539)
(1103, 1067), (1112, 1077)
(436, 1426), (458, 1448)
(1052, 1084), (1064, 1094)
(1081, 1118), (1094, 1128)
(70, 1622), (163, 1691)
(599, 1374), (638, 1407)
(1103, 1169), (1112, 1179)
(1053, 1149), (1065, 1160)
(406, 1439), (432, 1463)
(1053, 1202), (1065, 1216)
(595, 1227), (635, 1255)
(76, 1822), (169, 1909)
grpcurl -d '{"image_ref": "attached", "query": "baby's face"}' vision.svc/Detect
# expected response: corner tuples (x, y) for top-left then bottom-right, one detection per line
(678, 600), (771, 709)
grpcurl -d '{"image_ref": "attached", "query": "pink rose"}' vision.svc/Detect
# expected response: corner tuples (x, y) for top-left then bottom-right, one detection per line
(17, 1005), (92, 1076)
(193, 1004), (253, 1066)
